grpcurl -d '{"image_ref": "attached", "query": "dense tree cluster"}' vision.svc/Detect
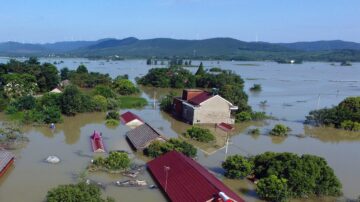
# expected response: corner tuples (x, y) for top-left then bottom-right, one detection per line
(184, 126), (215, 143)
(145, 138), (197, 158)
(137, 64), (254, 119)
(46, 182), (114, 202)
(306, 96), (360, 131)
(222, 152), (342, 201)
(0, 58), (144, 124)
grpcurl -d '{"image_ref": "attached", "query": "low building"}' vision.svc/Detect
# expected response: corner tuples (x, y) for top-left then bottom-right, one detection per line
(147, 151), (244, 202)
(0, 150), (15, 177)
(126, 123), (166, 151)
(120, 111), (144, 128)
(173, 89), (238, 125)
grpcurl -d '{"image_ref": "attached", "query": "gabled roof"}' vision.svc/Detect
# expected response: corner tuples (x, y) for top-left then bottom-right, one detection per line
(147, 151), (244, 202)
(90, 131), (105, 152)
(188, 91), (213, 105)
(120, 111), (143, 124)
(126, 123), (164, 151)
(0, 150), (15, 173)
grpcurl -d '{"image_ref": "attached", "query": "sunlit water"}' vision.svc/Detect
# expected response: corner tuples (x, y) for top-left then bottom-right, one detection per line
(0, 57), (359, 201)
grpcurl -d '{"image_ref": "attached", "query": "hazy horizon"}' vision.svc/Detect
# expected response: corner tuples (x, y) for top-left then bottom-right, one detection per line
(1, 0), (359, 43)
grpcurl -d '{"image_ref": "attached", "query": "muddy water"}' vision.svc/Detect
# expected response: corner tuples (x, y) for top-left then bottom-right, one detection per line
(0, 58), (359, 201)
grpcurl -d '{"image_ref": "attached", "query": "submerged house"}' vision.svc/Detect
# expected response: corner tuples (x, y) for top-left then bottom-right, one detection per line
(120, 111), (144, 128)
(126, 123), (166, 151)
(173, 89), (238, 125)
(49, 87), (62, 94)
(0, 150), (15, 177)
(90, 131), (105, 153)
(147, 151), (244, 202)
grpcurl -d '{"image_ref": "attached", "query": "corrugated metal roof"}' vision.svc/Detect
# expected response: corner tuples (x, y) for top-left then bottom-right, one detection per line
(120, 111), (143, 124)
(0, 150), (15, 173)
(147, 151), (244, 202)
(126, 123), (164, 151)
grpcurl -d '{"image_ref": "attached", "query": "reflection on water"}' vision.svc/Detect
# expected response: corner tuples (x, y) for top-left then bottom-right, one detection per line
(0, 58), (360, 201)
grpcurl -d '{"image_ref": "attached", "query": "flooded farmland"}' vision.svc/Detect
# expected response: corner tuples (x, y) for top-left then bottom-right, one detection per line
(0, 58), (359, 202)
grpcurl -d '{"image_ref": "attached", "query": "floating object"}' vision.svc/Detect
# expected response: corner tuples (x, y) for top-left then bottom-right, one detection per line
(50, 123), (55, 129)
(45, 155), (60, 164)
(0, 150), (15, 177)
(115, 179), (147, 187)
(219, 192), (235, 202)
(122, 171), (139, 178)
(90, 131), (105, 153)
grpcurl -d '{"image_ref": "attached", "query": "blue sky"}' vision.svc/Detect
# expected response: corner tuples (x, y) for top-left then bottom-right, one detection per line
(0, 0), (359, 43)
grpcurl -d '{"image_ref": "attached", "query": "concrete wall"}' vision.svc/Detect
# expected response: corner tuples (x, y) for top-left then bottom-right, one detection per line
(182, 103), (195, 124)
(193, 96), (234, 124)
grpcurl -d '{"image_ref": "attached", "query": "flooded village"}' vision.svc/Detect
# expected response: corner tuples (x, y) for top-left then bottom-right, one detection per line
(0, 58), (359, 202)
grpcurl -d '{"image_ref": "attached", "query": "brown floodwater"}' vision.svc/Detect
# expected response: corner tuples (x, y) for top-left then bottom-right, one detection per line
(0, 58), (359, 201)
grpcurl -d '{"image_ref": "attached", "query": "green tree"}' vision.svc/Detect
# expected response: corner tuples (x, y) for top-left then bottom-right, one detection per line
(38, 63), (60, 92)
(92, 95), (108, 111)
(76, 64), (88, 74)
(269, 124), (291, 136)
(256, 175), (289, 202)
(106, 111), (119, 120)
(112, 79), (139, 95)
(60, 67), (70, 80)
(222, 155), (254, 179)
(46, 182), (113, 202)
(60, 85), (83, 116)
(42, 106), (62, 124)
(159, 92), (176, 112)
(145, 138), (197, 158)
(195, 62), (205, 75)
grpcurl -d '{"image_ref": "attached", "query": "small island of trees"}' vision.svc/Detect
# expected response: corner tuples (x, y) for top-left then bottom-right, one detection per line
(222, 152), (342, 202)
(306, 96), (360, 131)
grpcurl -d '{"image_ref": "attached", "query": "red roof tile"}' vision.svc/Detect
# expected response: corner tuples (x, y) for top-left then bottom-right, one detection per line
(188, 92), (213, 105)
(147, 151), (244, 202)
(120, 111), (143, 124)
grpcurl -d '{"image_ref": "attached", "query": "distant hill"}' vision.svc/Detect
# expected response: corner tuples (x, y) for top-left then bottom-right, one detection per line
(276, 40), (360, 51)
(1, 37), (360, 61)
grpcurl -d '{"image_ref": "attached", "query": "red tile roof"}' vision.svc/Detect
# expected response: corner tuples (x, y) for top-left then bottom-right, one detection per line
(147, 151), (244, 202)
(188, 91), (213, 105)
(120, 111), (143, 124)
(217, 122), (234, 132)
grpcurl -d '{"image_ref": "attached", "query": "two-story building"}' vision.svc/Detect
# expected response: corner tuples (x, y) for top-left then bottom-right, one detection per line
(173, 89), (238, 125)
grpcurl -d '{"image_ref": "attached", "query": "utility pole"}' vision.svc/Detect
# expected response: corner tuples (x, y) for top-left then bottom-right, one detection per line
(316, 94), (321, 110)
(164, 166), (170, 192)
(225, 133), (229, 160)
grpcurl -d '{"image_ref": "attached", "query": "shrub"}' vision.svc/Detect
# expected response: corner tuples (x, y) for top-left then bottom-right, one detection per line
(250, 84), (262, 92)
(222, 155), (254, 179)
(184, 126), (215, 143)
(256, 175), (289, 202)
(46, 182), (114, 202)
(93, 85), (116, 98)
(118, 96), (147, 109)
(248, 128), (260, 135)
(93, 151), (130, 170)
(105, 119), (119, 127)
(106, 111), (119, 120)
(269, 124), (291, 136)
(340, 120), (360, 131)
(145, 138), (197, 158)
(236, 111), (252, 122)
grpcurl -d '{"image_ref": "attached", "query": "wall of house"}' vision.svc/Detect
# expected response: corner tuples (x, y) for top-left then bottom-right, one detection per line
(182, 104), (195, 124)
(193, 96), (234, 124)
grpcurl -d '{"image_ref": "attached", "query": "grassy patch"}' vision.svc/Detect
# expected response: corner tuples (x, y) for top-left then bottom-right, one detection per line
(117, 96), (148, 109)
